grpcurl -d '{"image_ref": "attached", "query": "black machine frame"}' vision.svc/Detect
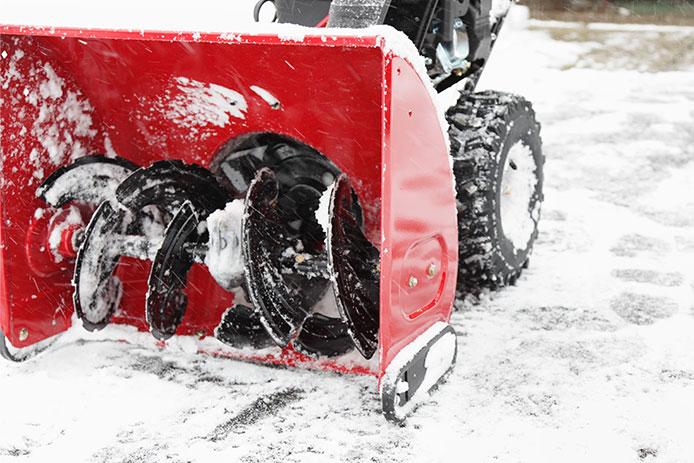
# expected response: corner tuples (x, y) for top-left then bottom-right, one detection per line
(258, 0), (507, 91)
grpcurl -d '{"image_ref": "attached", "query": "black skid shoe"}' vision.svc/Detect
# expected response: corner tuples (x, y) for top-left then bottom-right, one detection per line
(380, 323), (457, 423)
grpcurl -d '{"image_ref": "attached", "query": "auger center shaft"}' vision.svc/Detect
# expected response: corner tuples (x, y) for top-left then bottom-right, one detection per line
(113, 235), (162, 261)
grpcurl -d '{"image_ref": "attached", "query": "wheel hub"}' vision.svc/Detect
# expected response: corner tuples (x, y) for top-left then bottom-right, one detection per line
(499, 140), (538, 252)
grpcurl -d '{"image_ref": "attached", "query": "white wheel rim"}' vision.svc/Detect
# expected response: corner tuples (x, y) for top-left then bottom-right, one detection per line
(499, 141), (538, 253)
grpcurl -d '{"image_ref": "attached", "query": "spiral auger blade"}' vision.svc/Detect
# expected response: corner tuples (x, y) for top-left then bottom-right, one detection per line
(239, 168), (357, 357)
(146, 201), (200, 340)
(216, 302), (275, 350)
(37, 155), (138, 208)
(294, 312), (354, 357)
(44, 154), (377, 359)
(35, 155), (139, 331)
(115, 161), (232, 339)
(116, 160), (232, 217)
(242, 168), (309, 346)
(73, 201), (131, 330)
(327, 175), (380, 359)
(69, 159), (234, 335)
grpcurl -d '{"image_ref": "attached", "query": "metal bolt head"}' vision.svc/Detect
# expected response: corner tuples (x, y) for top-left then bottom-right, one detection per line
(408, 276), (418, 288)
(18, 327), (29, 342)
(427, 263), (438, 278)
(295, 254), (306, 264)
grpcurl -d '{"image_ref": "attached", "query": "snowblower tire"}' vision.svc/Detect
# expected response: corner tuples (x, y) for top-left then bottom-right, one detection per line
(446, 91), (544, 295)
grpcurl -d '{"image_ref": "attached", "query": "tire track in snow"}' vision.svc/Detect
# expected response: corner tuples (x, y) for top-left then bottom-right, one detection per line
(207, 387), (304, 441)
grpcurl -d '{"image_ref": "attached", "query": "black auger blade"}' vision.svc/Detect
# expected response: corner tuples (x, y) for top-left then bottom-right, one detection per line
(242, 168), (312, 346)
(216, 303), (275, 350)
(239, 168), (357, 356)
(37, 155), (137, 208)
(116, 160), (231, 217)
(294, 312), (354, 358)
(327, 175), (380, 359)
(146, 201), (201, 340)
(114, 161), (234, 338)
(73, 201), (130, 331)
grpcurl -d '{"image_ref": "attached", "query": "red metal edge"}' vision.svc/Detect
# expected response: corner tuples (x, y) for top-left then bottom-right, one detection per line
(0, 23), (381, 48)
(377, 55), (458, 383)
(199, 345), (378, 377)
(0, 193), (7, 336)
(316, 16), (330, 28)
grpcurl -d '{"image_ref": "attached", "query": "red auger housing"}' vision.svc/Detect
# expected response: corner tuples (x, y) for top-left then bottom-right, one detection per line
(0, 25), (459, 421)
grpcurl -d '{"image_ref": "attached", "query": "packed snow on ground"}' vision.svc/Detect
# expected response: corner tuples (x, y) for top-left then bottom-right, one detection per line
(1, 2), (694, 462)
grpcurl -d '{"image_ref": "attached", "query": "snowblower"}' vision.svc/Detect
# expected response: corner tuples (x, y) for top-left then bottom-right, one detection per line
(0, 0), (544, 421)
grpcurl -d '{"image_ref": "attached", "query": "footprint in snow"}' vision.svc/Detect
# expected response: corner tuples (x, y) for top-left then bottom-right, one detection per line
(611, 268), (684, 287)
(514, 305), (618, 332)
(610, 292), (678, 326)
(659, 369), (694, 384)
(0, 448), (31, 457)
(637, 447), (658, 461)
(674, 235), (694, 252)
(610, 234), (671, 258)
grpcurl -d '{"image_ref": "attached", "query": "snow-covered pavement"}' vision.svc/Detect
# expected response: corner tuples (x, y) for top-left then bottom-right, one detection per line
(2, 7), (694, 463)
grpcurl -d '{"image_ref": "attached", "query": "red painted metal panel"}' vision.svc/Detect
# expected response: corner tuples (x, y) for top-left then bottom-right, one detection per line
(378, 57), (457, 376)
(1, 38), (109, 346)
(0, 27), (457, 377)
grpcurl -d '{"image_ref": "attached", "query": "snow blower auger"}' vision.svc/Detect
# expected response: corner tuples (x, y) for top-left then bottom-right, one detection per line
(0, 0), (544, 421)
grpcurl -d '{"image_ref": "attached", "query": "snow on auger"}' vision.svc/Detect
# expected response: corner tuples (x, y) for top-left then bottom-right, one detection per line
(0, 0), (544, 421)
